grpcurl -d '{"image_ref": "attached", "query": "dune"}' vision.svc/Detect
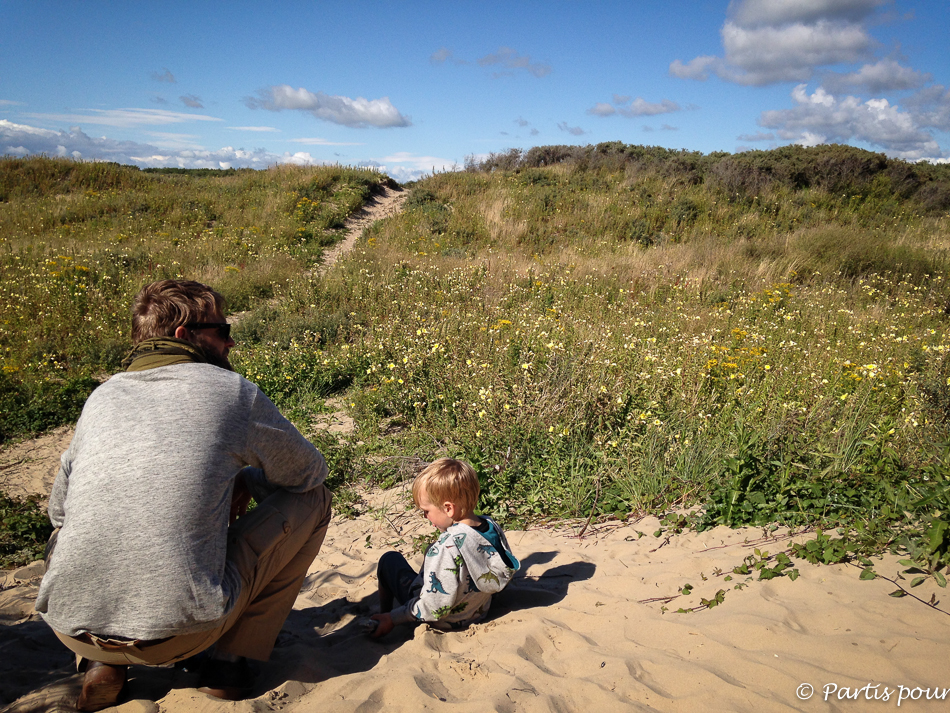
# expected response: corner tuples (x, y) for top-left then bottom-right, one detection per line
(3, 465), (949, 712)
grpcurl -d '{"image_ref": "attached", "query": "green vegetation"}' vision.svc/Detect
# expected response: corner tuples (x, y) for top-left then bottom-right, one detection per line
(3, 146), (950, 585)
(0, 157), (395, 442)
(0, 492), (53, 568)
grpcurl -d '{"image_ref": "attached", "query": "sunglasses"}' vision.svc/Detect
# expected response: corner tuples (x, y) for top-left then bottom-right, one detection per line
(185, 322), (231, 340)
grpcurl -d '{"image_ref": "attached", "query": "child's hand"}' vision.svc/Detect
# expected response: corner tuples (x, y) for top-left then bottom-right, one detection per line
(370, 613), (394, 638)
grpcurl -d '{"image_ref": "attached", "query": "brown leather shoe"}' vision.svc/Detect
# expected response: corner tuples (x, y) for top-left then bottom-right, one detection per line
(76, 661), (128, 712)
(196, 657), (254, 701)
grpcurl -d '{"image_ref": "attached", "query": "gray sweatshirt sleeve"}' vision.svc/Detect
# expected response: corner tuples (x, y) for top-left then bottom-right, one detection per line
(240, 387), (328, 496)
(47, 462), (68, 529)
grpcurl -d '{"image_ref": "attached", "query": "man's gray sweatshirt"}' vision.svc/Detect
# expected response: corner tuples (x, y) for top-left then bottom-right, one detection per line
(35, 363), (327, 640)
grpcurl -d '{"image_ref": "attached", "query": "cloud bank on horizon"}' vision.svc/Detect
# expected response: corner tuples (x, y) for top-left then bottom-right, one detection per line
(1, 0), (947, 178)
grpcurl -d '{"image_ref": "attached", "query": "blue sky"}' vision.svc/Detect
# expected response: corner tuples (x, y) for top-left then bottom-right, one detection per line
(2, 0), (948, 181)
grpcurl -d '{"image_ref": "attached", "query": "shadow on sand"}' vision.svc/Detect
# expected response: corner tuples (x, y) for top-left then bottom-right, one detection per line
(493, 551), (597, 613)
(1, 551), (596, 710)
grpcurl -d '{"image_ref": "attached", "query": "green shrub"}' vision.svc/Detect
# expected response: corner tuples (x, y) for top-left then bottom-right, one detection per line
(0, 492), (53, 568)
(0, 373), (98, 442)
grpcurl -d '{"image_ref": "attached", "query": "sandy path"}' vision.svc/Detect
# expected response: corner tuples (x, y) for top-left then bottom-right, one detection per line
(4, 484), (949, 712)
(315, 185), (407, 277)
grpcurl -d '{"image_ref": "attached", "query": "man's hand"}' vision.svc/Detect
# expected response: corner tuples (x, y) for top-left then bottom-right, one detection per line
(370, 613), (394, 638)
(230, 472), (252, 525)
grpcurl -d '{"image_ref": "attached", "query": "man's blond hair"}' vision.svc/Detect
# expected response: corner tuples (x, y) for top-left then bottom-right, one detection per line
(131, 279), (226, 344)
(412, 458), (480, 514)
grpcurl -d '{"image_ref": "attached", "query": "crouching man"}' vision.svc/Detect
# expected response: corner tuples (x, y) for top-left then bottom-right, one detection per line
(35, 279), (332, 711)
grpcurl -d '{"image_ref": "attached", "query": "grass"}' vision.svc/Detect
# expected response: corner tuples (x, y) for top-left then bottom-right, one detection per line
(0, 157), (396, 443)
(3, 146), (950, 583)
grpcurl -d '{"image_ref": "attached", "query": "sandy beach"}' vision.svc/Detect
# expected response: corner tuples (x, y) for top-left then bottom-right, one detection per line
(2, 428), (949, 712)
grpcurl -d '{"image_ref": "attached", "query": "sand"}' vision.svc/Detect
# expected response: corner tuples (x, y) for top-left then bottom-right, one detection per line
(2, 431), (949, 713)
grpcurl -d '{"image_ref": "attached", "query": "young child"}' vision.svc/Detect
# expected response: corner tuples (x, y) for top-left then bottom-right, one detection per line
(370, 458), (519, 637)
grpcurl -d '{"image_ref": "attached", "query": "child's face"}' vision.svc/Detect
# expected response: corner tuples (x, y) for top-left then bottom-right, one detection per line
(418, 492), (454, 532)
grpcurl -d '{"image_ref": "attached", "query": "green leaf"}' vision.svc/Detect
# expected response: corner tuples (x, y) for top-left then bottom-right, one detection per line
(889, 590), (907, 597)
(788, 569), (800, 581)
(859, 568), (877, 580)
(935, 571), (948, 588)
(910, 576), (927, 588)
(927, 520), (949, 553)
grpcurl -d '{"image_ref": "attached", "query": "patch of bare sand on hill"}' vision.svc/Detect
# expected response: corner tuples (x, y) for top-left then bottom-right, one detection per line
(0, 426), (73, 508)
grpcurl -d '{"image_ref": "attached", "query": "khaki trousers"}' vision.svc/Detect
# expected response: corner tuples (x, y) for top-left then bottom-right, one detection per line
(54, 483), (332, 665)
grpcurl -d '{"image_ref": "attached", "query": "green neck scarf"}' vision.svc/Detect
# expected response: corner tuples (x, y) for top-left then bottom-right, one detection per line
(122, 337), (210, 372)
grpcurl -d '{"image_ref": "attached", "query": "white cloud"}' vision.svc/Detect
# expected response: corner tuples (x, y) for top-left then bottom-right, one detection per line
(364, 151), (457, 182)
(289, 137), (365, 146)
(623, 98), (682, 117)
(792, 84), (834, 106)
(226, 126), (280, 132)
(0, 100), (25, 107)
(150, 68), (176, 83)
(717, 19), (874, 86)
(759, 85), (945, 160)
(143, 131), (205, 150)
(0, 120), (54, 138)
(0, 118), (445, 181)
(587, 102), (616, 117)
(669, 56), (719, 81)
(376, 151), (455, 171)
(670, 0), (948, 159)
(127, 147), (323, 171)
(430, 47), (468, 66)
(0, 118), (321, 170)
(823, 59), (930, 94)
(0, 118), (449, 180)
(245, 85), (410, 128)
(589, 97), (681, 118)
(728, 0), (887, 28)
(22, 108), (222, 128)
(557, 122), (585, 136)
(903, 84), (950, 132)
(431, 47), (452, 64)
(430, 47), (461, 65)
(672, 0), (882, 86)
(478, 47), (551, 78)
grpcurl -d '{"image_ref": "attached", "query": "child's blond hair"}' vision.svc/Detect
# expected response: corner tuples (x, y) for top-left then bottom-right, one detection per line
(412, 458), (480, 515)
